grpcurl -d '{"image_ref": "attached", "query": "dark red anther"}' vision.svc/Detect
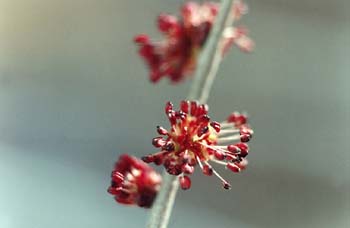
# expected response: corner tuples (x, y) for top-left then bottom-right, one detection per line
(167, 110), (177, 125)
(167, 164), (182, 175)
(197, 126), (209, 137)
(227, 163), (241, 173)
(214, 150), (226, 160)
(152, 137), (166, 147)
(141, 155), (154, 163)
(240, 127), (253, 136)
(163, 142), (175, 152)
(227, 112), (248, 127)
(235, 114), (248, 127)
(202, 165), (213, 176)
(198, 115), (210, 124)
(153, 155), (163, 165)
(157, 126), (168, 135)
(227, 112), (239, 123)
(235, 143), (249, 157)
(179, 175), (191, 190)
(165, 101), (173, 114)
(157, 14), (178, 33)
(240, 134), (251, 142)
(111, 171), (124, 184)
(139, 44), (153, 58)
(235, 159), (248, 170)
(227, 144), (241, 154)
(107, 186), (120, 195)
(225, 153), (238, 161)
(176, 111), (187, 120)
(114, 190), (132, 204)
(180, 100), (190, 113)
(197, 104), (209, 116)
(223, 182), (231, 190)
(190, 101), (199, 116)
(210, 121), (221, 133)
(134, 34), (150, 44)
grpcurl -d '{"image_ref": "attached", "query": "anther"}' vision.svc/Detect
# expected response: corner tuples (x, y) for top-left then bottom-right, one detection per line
(179, 175), (191, 190)
(157, 126), (168, 135)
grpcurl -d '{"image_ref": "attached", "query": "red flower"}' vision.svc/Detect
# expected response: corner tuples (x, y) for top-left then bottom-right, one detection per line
(134, 0), (254, 83)
(107, 154), (162, 208)
(142, 101), (254, 190)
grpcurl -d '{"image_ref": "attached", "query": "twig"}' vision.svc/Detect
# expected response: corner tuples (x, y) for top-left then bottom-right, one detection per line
(146, 1), (234, 227)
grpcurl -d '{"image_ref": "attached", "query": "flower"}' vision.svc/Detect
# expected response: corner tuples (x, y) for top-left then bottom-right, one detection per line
(142, 100), (254, 190)
(107, 154), (162, 208)
(134, 0), (254, 83)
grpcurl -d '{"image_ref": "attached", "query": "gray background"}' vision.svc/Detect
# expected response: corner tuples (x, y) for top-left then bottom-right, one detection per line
(0, 0), (349, 227)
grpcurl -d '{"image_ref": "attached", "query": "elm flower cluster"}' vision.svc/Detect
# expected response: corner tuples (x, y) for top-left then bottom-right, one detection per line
(134, 0), (254, 83)
(142, 100), (253, 190)
(107, 154), (162, 208)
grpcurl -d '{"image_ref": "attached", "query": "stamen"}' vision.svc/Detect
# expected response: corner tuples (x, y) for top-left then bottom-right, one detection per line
(202, 161), (213, 176)
(217, 135), (241, 143)
(210, 159), (228, 166)
(218, 128), (240, 135)
(198, 158), (230, 190)
(219, 121), (233, 128)
(211, 166), (231, 190)
(198, 142), (231, 155)
(196, 156), (204, 169)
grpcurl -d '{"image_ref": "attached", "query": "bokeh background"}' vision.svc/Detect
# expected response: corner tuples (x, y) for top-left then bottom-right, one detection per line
(0, 0), (349, 227)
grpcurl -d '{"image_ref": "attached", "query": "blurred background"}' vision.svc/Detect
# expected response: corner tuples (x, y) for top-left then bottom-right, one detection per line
(0, 0), (349, 227)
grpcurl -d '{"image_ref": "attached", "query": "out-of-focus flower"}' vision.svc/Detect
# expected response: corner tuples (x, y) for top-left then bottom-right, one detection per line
(142, 100), (254, 190)
(107, 154), (162, 208)
(134, 0), (254, 83)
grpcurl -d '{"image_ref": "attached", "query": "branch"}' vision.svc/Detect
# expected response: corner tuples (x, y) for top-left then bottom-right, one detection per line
(146, 1), (234, 227)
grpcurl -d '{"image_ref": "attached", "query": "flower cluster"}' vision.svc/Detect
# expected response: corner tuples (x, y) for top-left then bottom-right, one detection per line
(142, 100), (253, 190)
(134, 0), (254, 83)
(109, 0), (255, 210)
(107, 154), (162, 208)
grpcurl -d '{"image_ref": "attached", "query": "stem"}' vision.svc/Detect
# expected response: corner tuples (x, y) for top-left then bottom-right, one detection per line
(146, 172), (178, 228)
(147, 1), (234, 227)
(188, 0), (235, 103)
